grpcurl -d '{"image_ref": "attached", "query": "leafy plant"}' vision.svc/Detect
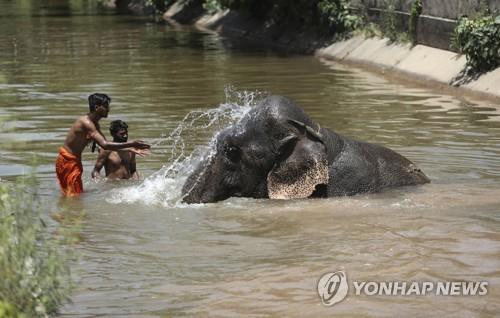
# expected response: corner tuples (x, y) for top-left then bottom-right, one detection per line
(202, 0), (361, 36)
(408, 0), (422, 45)
(203, 0), (222, 13)
(0, 301), (26, 318)
(451, 15), (500, 73)
(380, 0), (398, 42)
(357, 22), (383, 38)
(144, 0), (169, 14)
(318, 0), (362, 35)
(0, 176), (72, 317)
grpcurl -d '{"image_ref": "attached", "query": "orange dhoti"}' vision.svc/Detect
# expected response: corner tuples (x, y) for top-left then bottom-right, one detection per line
(55, 147), (83, 196)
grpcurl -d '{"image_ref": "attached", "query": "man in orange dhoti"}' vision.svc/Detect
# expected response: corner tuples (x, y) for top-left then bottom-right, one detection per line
(56, 147), (83, 196)
(56, 93), (150, 196)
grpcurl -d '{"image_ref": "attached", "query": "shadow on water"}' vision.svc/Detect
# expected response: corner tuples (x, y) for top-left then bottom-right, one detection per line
(0, 0), (115, 17)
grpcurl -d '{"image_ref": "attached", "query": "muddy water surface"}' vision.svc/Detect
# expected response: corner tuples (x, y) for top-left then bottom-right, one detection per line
(0, 2), (499, 317)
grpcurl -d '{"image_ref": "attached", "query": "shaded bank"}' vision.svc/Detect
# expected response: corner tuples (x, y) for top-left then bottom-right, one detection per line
(161, 0), (500, 101)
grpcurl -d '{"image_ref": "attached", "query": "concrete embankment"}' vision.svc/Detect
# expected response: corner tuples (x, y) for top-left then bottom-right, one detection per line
(317, 36), (500, 100)
(164, 3), (500, 101)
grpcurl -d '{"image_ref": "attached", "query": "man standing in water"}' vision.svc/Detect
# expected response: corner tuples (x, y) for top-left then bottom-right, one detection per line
(55, 93), (150, 196)
(91, 120), (141, 181)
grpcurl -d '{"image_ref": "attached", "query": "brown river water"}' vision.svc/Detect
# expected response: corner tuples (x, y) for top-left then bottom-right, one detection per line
(1, 2), (499, 317)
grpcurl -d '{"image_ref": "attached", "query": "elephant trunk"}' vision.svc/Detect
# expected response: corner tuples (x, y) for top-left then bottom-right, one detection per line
(181, 156), (218, 204)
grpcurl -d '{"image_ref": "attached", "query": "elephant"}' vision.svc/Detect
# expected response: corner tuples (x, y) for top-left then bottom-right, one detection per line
(182, 95), (430, 203)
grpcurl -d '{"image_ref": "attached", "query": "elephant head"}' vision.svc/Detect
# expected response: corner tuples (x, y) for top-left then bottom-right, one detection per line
(181, 96), (329, 203)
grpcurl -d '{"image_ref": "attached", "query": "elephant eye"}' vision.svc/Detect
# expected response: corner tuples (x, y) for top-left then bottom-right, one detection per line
(225, 145), (241, 163)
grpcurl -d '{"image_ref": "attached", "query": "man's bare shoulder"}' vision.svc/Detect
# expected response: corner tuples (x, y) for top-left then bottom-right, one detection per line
(78, 115), (97, 129)
(78, 115), (102, 138)
(70, 115), (92, 131)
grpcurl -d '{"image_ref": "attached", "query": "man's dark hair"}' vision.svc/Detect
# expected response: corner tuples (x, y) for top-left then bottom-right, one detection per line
(109, 120), (128, 136)
(88, 93), (111, 112)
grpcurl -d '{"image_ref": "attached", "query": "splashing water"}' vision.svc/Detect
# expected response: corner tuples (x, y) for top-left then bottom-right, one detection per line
(108, 88), (266, 207)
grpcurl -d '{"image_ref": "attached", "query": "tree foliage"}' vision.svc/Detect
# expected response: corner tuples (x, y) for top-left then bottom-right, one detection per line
(452, 15), (500, 73)
(212, 0), (361, 35)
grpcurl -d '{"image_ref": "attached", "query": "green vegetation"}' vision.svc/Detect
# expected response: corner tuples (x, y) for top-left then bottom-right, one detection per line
(452, 15), (500, 73)
(203, 0), (222, 14)
(357, 22), (383, 38)
(317, 0), (362, 35)
(148, 0), (167, 12)
(376, 0), (412, 44)
(0, 176), (72, 317)
(0, 301), (25, 318)
(373, 0), (424, 45)
(380, 0), (398, 42)
(408, 0), (422, 45)
(204, 0), (362, 36)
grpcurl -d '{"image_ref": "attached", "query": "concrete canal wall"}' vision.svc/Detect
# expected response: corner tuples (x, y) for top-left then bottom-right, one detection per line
(352, 0), (500, 50)
(316, 36), (500, 99)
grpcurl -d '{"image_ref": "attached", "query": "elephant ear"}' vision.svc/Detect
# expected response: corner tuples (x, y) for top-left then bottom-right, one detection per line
(267, 120), (329, 199)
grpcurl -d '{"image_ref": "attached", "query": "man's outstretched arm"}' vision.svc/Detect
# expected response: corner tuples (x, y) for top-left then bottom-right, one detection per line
(86, 122), (150, 151)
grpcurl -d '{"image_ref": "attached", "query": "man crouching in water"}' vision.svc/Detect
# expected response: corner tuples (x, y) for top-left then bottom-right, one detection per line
(92, 120), (141, 181)
(56, 93), (150, 196)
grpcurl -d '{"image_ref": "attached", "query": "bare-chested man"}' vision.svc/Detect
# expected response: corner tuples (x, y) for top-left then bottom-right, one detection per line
(55, 93), (150, 196)
(92, 120), (140, 181)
